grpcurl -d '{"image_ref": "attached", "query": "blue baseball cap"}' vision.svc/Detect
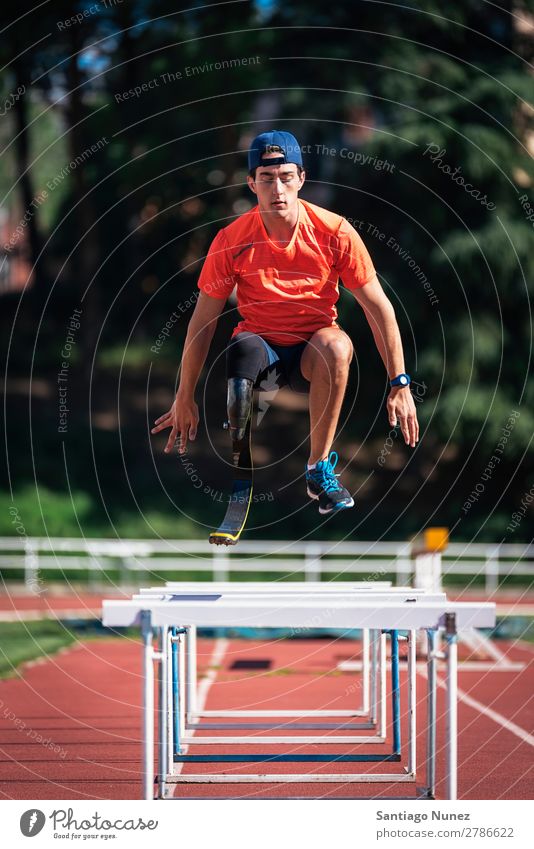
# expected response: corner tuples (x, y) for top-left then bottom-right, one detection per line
(248, 130), (303, 171)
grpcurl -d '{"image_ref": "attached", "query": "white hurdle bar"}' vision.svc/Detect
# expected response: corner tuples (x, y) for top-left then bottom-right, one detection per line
(103, 594), (495, 799)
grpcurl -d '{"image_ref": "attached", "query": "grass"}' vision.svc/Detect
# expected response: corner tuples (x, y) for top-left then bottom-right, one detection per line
(0, 620), (78, 679)
(0, 619), (144, 679)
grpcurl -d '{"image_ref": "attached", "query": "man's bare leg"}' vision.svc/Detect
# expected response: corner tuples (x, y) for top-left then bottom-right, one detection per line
(300, 326), (353, 465)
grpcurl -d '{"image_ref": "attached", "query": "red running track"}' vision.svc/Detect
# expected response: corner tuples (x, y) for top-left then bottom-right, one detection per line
(0, 634), (532, 800)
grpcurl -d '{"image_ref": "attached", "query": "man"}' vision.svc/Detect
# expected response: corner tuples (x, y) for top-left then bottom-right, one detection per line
(152, 130), (419, 521)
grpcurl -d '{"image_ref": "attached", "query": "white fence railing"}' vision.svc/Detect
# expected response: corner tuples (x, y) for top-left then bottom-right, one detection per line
(0, 537), (532, 593)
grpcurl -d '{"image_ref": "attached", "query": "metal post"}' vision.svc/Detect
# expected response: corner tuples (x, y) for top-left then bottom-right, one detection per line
(362, 628), (370, 714)
(370, 629), (378, 725)
(408, 630), (416, 775)
(165, 629), (174, 778)
(157, 627), (167, 799)
(170, 631), (187, 748)
(172, 628), (181, 755)
(390, 630), (401, 756)
(186, 625), (198, 720)
(395, 542), (412, 586)
(485, 544), (500, 594)
(24, 539), (38, 593)
(178, 633), (186, 741)
(414, 551), (442, 593)
(425, 629), (437, 798)
(378, 631), (387, 739)
(213, 547), (229, 581)
(445, 613), (458, 801)
(304, 543), (322, 582)
(140, 610), (154, 801)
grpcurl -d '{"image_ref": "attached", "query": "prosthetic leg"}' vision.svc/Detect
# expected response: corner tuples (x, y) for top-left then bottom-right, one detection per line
(209, 378), (254, 546)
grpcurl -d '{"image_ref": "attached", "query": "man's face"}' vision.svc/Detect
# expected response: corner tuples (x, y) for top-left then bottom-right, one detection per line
(247, 153), (305, 221)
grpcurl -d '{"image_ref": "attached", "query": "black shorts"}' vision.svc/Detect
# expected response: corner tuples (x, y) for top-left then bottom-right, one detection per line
(226, 331), (310, 394)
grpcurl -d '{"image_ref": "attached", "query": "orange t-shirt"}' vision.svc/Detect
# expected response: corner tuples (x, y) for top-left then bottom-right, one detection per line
(197, 198), (376, 345)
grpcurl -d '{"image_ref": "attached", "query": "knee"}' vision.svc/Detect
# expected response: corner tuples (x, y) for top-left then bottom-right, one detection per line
(313, 333), (353, 374)
(226, 331), (263, 365)
(228, 331), (262, 359)
(226, 332), (269, 388)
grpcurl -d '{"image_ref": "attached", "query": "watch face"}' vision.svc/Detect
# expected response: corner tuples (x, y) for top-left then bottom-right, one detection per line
(400, 376), (408, 385)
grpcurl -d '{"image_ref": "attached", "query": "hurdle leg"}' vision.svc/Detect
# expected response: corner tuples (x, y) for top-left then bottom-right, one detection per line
(171, 628), (182, 754)
(370, 629), (378, 725)
(186, 625), (198, 721)
(178, 631), (186, 742)
(171, 628), (187, 755)
(445, 613), (458, 800)
(407, 629), (416, 776)
(361, 628), (370, 714)
(378, 631), (387, 739)
(425, 629), (437, 798)
(390, 630), (401, 756)
(165, 629), (174, 778)
(157, 627), (168, 799)
(141, 610), (154, 801)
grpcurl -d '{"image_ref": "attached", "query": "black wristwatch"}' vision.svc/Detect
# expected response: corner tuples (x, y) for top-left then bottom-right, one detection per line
(390, 373), (411, 388)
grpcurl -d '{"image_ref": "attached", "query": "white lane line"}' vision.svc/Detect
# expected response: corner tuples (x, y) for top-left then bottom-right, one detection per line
(436, 678), (534, 747)
(460, 628), (509, 663)
(172, 637), (228, 783)
(197, 638), (229, 710)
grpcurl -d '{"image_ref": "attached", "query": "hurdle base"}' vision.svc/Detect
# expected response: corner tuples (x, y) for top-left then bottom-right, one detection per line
(164, 771), (415, 788)
(190, 709), (368, 718)
(177, 735), (386, 746)
(186, 720), (376, 731)
(173, 753), (401, 763)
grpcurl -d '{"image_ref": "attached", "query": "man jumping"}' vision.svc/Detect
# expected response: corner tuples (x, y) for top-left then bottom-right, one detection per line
(152, 130), (419, 541)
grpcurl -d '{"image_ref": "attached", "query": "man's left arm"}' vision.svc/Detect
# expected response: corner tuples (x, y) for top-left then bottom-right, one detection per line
(351, 274), (419, 448)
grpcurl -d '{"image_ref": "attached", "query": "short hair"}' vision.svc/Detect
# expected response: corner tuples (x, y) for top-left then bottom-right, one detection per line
(249, 164), (303, 180)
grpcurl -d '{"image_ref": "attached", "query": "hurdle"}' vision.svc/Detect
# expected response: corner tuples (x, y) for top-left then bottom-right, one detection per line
(141, 581), (393, 721)
(102, 593), (495, 799)
(124, 589), (445, 788)
(152, 606), (407, 794)
(134, 586), (446, 745)
(125, 590), (413, 791)
(136, 583), (442, 730)
(160, 595), (435, 784)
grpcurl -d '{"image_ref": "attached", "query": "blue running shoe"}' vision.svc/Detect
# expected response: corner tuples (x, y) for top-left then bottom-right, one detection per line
(305, 451), (354, 514)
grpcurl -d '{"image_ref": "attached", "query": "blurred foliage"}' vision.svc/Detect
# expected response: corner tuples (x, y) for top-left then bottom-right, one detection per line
(0, 0), (532, 542)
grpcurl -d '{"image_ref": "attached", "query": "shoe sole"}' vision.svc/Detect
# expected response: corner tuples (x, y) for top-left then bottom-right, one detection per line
(307, 487), (354, 514)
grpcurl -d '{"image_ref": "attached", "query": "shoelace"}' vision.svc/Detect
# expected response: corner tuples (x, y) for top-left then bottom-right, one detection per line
(309, 451), (342, 493)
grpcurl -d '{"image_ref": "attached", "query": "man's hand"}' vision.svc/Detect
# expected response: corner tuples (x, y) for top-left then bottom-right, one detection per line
(151, 393), (199, 454)
(387, 387), (419, 448)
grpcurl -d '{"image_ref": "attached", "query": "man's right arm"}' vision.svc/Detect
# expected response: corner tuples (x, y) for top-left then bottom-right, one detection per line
(178, 292), (227, 397)
(152, 292), (227, 453)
